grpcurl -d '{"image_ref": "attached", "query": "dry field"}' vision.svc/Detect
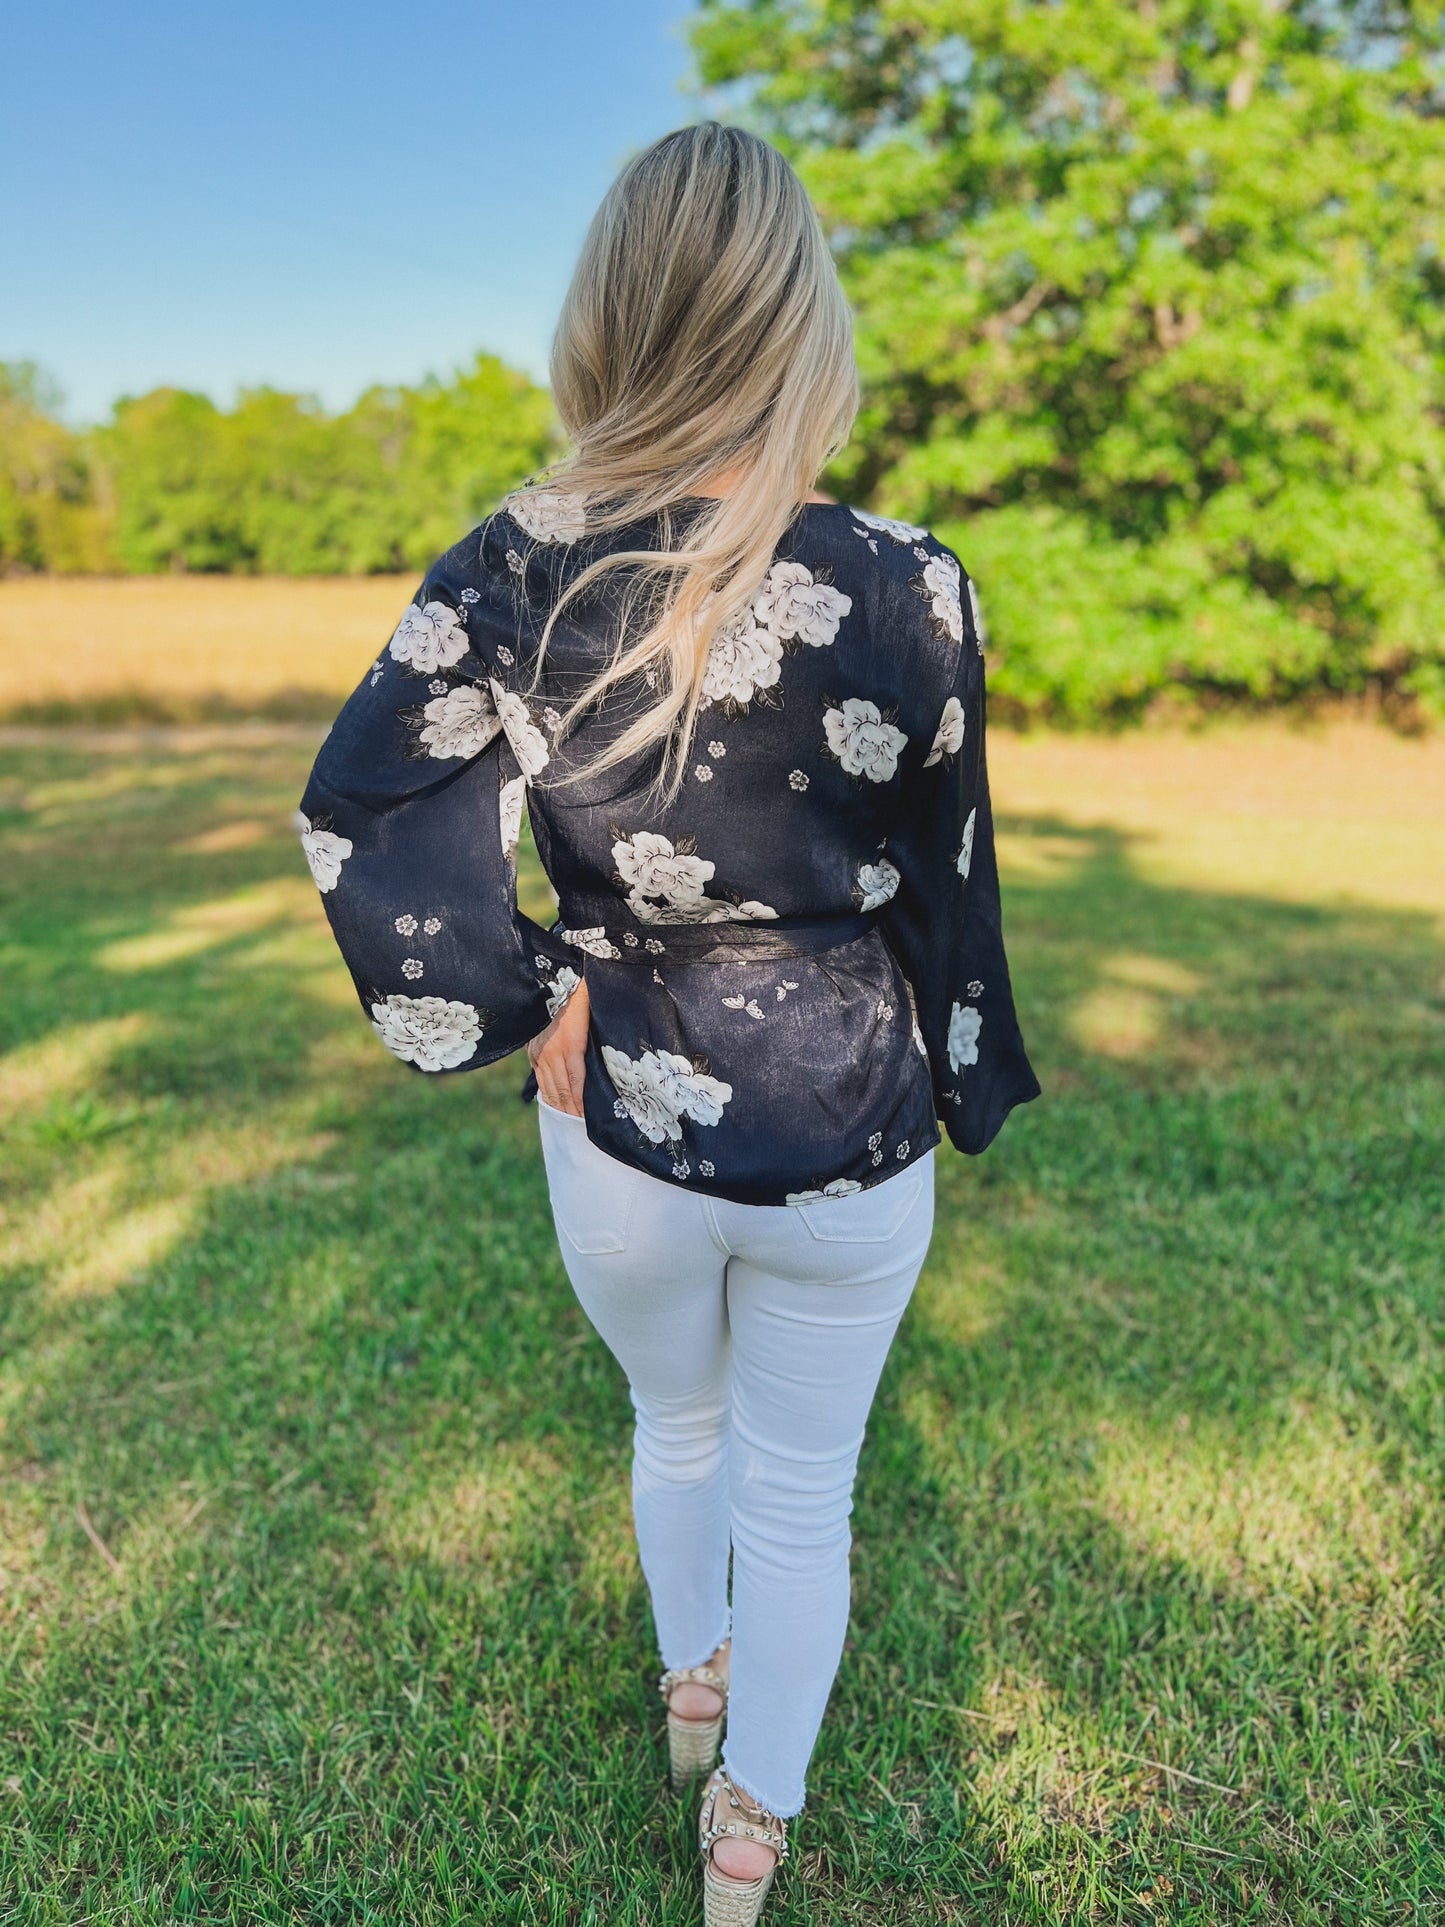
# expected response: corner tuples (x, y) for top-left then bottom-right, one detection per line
(0, 573), (415, 721)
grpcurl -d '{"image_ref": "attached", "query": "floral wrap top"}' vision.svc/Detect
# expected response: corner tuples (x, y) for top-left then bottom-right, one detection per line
(297, 491), (1041, 1205)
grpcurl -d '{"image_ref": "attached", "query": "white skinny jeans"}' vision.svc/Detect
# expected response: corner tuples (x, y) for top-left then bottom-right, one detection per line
(536, 1095), (936, 1818)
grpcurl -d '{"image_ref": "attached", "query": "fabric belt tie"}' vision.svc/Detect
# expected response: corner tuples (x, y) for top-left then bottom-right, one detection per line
(555, 909), (880, 966)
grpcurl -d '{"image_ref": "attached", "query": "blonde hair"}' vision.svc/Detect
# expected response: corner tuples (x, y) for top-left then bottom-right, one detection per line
(507, 121), (858, 803)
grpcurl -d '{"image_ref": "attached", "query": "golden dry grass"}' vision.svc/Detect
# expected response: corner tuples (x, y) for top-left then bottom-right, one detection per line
(0, 573), (413, 718)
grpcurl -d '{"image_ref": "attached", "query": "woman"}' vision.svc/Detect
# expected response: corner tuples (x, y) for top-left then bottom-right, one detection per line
(297, 122), (1039, 1926)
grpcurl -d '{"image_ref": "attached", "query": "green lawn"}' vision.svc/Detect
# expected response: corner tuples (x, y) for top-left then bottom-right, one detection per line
(0, 724), (1441, 1925)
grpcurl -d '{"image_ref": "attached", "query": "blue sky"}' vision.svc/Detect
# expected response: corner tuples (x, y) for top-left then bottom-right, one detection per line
(1, 1), (701, 424)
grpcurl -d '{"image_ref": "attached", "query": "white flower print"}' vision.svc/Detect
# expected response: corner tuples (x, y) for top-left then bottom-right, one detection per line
(601, 1044), (734, 1145)
(542, 705), (563, 734)
(877, 999), (894, 1021)
(752, 560), (852, 648)
(702, 607), (784, 708)
(673, 1159), (691, 1179)
(488, 679), (550, 781)
(459, 587), (480, 605)
(623, 931), (640, 946)
(699, 1159), (715, 1178)
(401, 957), (424, 980)
(505, 485), (587, 544)
(613, 831), (714, 907)
(506, 547), (525, 574)
(948, 1002), (982, 1073)
(370, 993), (484, 1071)
(786, 1178), (864, 1205)
(852, 508), (929, 544)
(644, 937), (665, 953)
(967, 978), (984, 996)
(388, 601), (470, 674)
(868, 1132), (883, 1151)
(788, 769), (809, 791)
(496, 645), (514, 667)
(561, 926), (622, 960)
(296, 814), (352, 892)
(424, 916), (442, 935)
(394, 913), (418, 936)
(921, 554), (964, 644)
(418, 683), (502, 761)
(912, 1016), (928, 1056)
(428, 678), (448, 696)
(855, 857), (901, 912)
(707, 741), (725, 759)
(823, 698), (908, 783)
(968, 577), (988, 651)
(896, 1139), (910, 1159)
(499, 773), (526, 864)
(923, 695), (965, 767)
(957, 807), (977, 880)
(649, 1049), (734, 1127)
(545, 965), (581, 1018)
(695, 765), (714, 783)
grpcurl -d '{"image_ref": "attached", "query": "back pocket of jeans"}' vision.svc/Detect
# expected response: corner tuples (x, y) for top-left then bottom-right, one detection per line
(538, 1102), (644, 1255)
(797, 1164), (928, 1244)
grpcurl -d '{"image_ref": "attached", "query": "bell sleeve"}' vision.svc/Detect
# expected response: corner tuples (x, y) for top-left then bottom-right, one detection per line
(878, 549), (1042, 1152)
(295, 553), (580, 1077)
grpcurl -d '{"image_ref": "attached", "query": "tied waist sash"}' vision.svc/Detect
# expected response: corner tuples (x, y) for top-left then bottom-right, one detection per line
(554, 908), (881, 966)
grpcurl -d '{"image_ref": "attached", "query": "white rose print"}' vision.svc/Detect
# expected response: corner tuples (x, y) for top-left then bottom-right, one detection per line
(601, 1044), (733, 1146)
(702, 607), (784, 708)
(417, 683), (502, 760)
(488, 679), (550, 782)
(388, 601), (470, 674)
(786, 1178), (864, 1205)
(947, 1002), (982, 1073)
(296, 812), (352, 892)
(370, 993), (484, 1071)
(753, 560), (852, 648)
(854, 857), (901, 912)
(822, 697), (908, 783)
(851, 509), (929, 544)
(923, 695), (965, 767)
(957, 807), (977, 880)
(918, 554), (964, 644)
(505, 485), (587, 544)
(545, 966), (581, 1019)
(498, 773), (526, 864)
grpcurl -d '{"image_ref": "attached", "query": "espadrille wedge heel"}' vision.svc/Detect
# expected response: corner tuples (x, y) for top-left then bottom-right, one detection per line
(698, 1765), (788, 1927)
(658, 1638), (731, 1793)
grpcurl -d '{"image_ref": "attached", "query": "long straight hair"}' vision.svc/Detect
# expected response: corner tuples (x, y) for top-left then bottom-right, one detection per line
(506, 122), (859, 804)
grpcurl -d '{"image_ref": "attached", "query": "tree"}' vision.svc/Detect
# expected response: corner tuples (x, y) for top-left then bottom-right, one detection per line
(690, 0), (1445, 720)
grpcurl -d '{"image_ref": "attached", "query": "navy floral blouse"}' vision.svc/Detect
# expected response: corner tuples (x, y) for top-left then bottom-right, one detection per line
(297, 490), (1041, 1206)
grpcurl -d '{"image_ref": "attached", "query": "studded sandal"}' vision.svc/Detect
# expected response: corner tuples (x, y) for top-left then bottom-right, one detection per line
(658, 1637), (731, 1793)
(698, 1765), (789, 1927)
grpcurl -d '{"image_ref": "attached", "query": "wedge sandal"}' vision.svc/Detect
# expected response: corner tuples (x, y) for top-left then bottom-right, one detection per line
(697, 1764), (789, 1927)
(658, 1637), (731, 1793)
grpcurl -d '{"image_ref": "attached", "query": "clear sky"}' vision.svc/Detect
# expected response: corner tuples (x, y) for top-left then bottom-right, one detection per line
(1, 1), (701, 425)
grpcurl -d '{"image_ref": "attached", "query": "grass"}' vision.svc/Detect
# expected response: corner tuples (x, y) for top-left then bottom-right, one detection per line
(0, 716), (1442, 1924)
(0, 576), (414, 724)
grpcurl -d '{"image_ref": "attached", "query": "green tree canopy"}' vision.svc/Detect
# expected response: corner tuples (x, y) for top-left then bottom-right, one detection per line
(691, 0), (1445, 719)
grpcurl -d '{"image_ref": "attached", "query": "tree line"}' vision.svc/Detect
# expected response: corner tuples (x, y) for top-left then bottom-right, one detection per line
(0, 355), (558, 580)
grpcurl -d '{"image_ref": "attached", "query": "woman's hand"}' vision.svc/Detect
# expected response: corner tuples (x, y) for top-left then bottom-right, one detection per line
(527, 976), (591, 1115)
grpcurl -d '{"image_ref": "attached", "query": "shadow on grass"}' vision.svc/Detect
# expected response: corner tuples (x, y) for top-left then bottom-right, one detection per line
(0, 740), (1440, 1924)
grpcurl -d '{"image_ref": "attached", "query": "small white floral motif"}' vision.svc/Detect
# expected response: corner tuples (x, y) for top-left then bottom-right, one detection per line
(499, 773), (526, 864)
(428, 678), (448, 696)
(695, 765), (714, 783)
(672, 1159), (691, 1179)
(702, 606), (784, 708)
(948, 1002), (982, 1073)
(370, 993), (484, 1071)
(868, 1131), (883, 1151)
(394, 913), (418, 936)
(297, 813), (352, 892)
(623, 931), (640, 947)
(488, 679), (550, 781)
(423, 917), (441, 936)
(707, 741), (725, 758)
(506, 548), (525, 574)
(854, 857), (901, 912)
(957, 807), (977, 880)
(896, 1140), (910, 1159)
(823, 698), (908, 783)
(699, 1159), (715, 1178)
(852, 508), (929, 544)
(505, 485), (587, 544)
(967, 978), (984, 996)
(401, 957), (424, 980)
(753, 560), (852, 648)
(418, 683), (502, 761)
(923, 695), (965, 767)
(460, 587), (480, 605)
(644, 937), (666, 954)
(872, 1150), (884, 1166)
(788, 770), (809, 791)
(653, 967), (665, 984)
(542, 706), (563, 734)
(389, 601), (470, 674)
(496, 645), (514, 667)
(561, 926), (622, 960)
(786, 1178), (864, 1205)
(545, 966), (581, 1018)
(877, 999), (894, 1022)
